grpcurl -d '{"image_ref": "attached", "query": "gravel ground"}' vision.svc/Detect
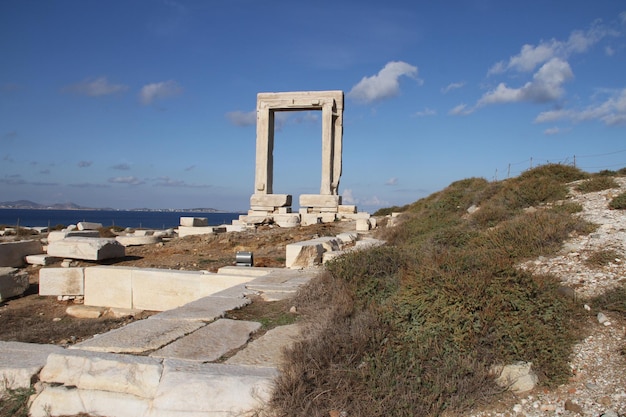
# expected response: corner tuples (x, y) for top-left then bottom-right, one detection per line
(468, 178), (626, 417)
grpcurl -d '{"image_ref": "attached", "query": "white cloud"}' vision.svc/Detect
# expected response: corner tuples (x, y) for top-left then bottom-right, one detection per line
(348, 61), (418, 103)
(441, 82), (465, 94)
(605, 46), (615, 56)
(414, 108), (437, 117)
(226, 110), (256, 126)
(544, 127), (562, 135)
(342, 188), (356, 204)
(139, 80), (183, 105)
(487, 20), (613, 76)
(534, 88), (626, 126)
(478, 58), (573, 106)
(385, 177), (398, 186)
(109, 176), (144, 185)
(449, 103), (473, 116)
(64, 77), (128, 97)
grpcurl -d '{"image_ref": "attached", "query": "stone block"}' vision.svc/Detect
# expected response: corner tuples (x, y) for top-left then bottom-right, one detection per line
(150, 295), (251, 322)
(250, 193), (292, 207)
(0, 267), (29, 301)
(356, 218), (371, 231)
(115, 235), (161, 246)
(40, 350), (163, 398)
(77, 221), (103, 231)
(84, 266), (133, 309)
(323, 251), (345, 263)
(148, 361), (277, 416)
(0, 239), (43, 267)
(25, 254), (60, 266)
(299, 194), (342, 208)
(276, 206), (292, 214)
(336, 232), (358, 243)
(273, 214), (301, 228)
(47, 237), (125, 261)
(0, 341), (64, 392)
(179, 217), (208, 227)
(177, 225), (220, 238)
(29, 385), (151, 417)
(66, 305), (106, 318)
(286, 241), (324, 269)
(301, 213), (322, 226)
(39, 267), (85, 296)
(226, 323), (300, 367)
(47, 230), (100, 242)
(320, 213), (337, 223)
(338, 204), (357, 214)
(131, 269), (254, 311)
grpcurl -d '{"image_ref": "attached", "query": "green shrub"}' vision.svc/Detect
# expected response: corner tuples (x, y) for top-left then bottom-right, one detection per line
(575, 176), (619, 193)
(609, 192), (626, 209)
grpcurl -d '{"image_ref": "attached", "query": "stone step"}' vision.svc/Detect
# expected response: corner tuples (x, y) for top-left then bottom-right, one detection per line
(226, 323), (301, 367)
(0, 341), (64, 392)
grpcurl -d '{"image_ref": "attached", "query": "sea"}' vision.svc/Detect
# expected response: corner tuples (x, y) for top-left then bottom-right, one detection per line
(0, 209), (242, 230)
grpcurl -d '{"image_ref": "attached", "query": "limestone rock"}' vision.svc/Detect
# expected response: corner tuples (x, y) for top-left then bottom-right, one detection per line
(39, 267), (85, 296)
(77, 221), (103, 231)
(493, 361), (538, 393)
(47, 237), (125, 261)
(0, 267), (29, 301)
(0, 239), (43, 267)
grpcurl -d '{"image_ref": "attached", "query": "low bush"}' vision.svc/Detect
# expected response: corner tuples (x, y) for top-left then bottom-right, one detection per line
(271, 164), (597, 417)
(575, 176), (619, 193)
(609, 192), (626, 210)
(584, 249), (623, 268)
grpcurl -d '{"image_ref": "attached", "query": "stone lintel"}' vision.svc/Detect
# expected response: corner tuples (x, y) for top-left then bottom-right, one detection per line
(257, 91), (343, 111)
(250, 194), (292, 208)
(338, 205), (357, 214)
(299, 194), (342, 208)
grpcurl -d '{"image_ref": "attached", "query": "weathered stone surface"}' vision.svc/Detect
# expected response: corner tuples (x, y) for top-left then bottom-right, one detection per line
(151, 319), (261, 361)
(77, 221), (103, 231)
(177, 225), (218, 238)
(25, 254), (61, 265)
(30, 385), (150, 417)
(301, 213), (322, 226)
(39, 267), (84, 296)
(250, 193), (292, 208)
(66, 305), (105, 318)
(179, 217), (208, 227)
(338, 204), (357, 214)
(47, 230), (99, 242)
(40, 350), (163, 398)
(356, 218), (371, 231)
(84, 266), (133, 309)
(131, 269), (255, 311)
(150, 295), (251, 322)
(336, 232), (358, 243)
(299, 194), (342, 208)
(493, 361), (538, 393)
(47, 237), (125, 261)
(115, 235), (161, 246)
(148, 361), (277, 417)
(0, 239), (43, 267)
(0, 267), (29, 300)
(0, 341), (64, 392)
(273, 213), (301, 228)
(71, 318), (205, 354)
(286, 241), (324, 269)
(227, 323), (300, 367)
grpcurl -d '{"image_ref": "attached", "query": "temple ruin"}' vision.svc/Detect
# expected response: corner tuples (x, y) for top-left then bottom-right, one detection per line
(247, 90), (357, 226)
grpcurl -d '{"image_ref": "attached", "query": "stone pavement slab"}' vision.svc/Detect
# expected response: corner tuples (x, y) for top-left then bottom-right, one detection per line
(150, 319), (261, 362)
(226, 323), (301, 367)
(71, 319), (205, 354)
(149, 295), (251, 322)
(0, 341), (64, 391)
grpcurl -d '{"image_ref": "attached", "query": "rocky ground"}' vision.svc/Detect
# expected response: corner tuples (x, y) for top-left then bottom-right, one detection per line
(468, 178), (626, 417)
(0, 222), (346, 345)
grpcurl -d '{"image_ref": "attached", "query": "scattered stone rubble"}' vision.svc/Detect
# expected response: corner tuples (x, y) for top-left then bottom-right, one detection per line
(469, 178), (626, 417)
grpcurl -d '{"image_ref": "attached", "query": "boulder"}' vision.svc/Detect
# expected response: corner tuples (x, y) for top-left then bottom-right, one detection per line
(46, 237), (125, 261)
(0, 239), (43, 267)
(493, 361), (538, 393)
(0, 267), (29, 301)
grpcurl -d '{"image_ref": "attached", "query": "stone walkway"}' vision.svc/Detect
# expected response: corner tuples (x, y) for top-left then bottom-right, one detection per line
(2, 266), (320, 417)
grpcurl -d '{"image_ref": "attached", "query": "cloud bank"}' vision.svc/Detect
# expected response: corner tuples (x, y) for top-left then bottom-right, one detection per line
(348, 61), (418, 103)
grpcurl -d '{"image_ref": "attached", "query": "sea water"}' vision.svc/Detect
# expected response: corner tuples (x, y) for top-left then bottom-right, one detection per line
(0, 209), (241, 230)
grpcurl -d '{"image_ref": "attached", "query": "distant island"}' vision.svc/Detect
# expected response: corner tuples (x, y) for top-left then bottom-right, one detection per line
(0, 200), (223, 213)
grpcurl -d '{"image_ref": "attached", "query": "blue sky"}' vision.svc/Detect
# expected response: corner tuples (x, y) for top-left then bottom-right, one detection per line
(1, 1), (625, 212)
